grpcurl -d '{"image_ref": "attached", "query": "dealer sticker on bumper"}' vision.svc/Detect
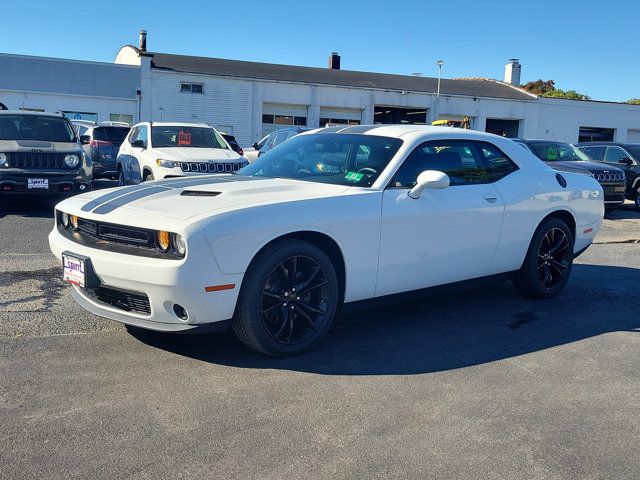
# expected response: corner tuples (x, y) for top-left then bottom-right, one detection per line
(62, 254), (86, 288)
(27, 178), (49, 189)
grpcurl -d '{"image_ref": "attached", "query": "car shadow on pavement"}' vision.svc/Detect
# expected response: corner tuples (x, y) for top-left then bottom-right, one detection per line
(0, 180), (116, 219)
(129, 263), (640, 376)
(606, 204), (640, 220)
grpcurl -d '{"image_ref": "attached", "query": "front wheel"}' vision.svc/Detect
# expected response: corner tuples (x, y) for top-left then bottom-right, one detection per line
(117, 167), (126, 187)
(232, 239), (340, 356)
(634, 186), (640, 210)
(513, 218), (574, 299)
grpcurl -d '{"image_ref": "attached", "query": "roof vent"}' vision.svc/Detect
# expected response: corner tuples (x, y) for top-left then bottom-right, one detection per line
(180, 190), (221, 197)
(328, 52), (341, 70)
(139, 29), (148, 52)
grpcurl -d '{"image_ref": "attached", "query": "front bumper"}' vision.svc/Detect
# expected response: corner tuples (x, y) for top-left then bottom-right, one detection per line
(49, 226), (242, 332)
(0, 168), (92, 194)
(601, 182), (626, 206)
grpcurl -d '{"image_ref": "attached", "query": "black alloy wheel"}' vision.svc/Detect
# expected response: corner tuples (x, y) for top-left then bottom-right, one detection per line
(535, 228), (571, 291)
(232, 239), (339, 356)
(260, 255), (330, 345)
(513, 217), (574, 298)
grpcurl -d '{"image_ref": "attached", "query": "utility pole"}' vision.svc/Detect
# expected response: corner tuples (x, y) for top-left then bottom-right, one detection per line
(436, 60), (444, 98)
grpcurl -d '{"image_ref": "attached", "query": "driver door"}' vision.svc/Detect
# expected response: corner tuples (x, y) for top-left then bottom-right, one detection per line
(376, 140), (506, 296)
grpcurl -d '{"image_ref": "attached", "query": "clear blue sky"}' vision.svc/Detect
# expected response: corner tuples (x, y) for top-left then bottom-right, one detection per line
(1, 0), (638, 102)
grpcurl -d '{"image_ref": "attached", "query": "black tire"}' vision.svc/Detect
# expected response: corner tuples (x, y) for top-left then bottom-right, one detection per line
(634, 186), (640, 210)
(232, 239), (339, 356)
(117, 167), (126, 187)
(513, 217), (574, 299)
(143, 170), (154, 182)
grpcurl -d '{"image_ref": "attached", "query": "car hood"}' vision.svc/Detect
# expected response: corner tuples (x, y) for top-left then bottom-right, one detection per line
(0, 140), (82, 153)
(61, 175), (353, 222)
(546, 160), (624, 174)
(151, 147), (242, 162)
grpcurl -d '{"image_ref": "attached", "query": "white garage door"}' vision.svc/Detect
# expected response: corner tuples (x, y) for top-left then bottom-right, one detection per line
(262, 103), (308, 136)
(627, 129), (640, 142)
(319, 108), (362, 127)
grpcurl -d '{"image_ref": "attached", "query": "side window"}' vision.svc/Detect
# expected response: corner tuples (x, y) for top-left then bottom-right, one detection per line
(604, 147), (628, 163)
(128, 126), (139, 143)
(272, 131), (289, 147)
(477, 142), (519, 182)
(392, 140), (489, 187)
(137, 126), (148, 145)
(580, 146), (604, 161)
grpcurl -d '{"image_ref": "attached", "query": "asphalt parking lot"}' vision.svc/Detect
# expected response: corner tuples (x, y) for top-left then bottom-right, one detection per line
(1, 187), (639, 480)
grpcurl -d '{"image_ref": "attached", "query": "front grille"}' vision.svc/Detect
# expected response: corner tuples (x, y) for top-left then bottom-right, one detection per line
(75, 217), (154, 249)
(85, 286), (151, 314)
(594, 172), (624, 182)
(7, 152), (70, 169)
(179, 161), (246, 173)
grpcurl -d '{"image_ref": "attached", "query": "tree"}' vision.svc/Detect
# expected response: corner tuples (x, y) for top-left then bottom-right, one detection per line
(626, 98), (640, 104)
(542, 89), (591, 101)
(522, 79), (556, 95)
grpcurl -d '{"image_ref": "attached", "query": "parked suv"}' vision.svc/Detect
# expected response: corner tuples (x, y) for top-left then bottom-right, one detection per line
(513, 139), (626, 212)
(117, 122), (248, 185)
(0, 111), (92, 194)
(576, 142), (640, 209)
(80, 124), (130, 181)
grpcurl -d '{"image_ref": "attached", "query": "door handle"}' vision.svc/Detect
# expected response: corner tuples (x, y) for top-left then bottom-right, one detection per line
(483, 193), (499, 202)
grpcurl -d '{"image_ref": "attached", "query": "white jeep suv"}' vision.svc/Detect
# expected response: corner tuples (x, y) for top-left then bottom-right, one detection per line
(117, 122), (248, 185)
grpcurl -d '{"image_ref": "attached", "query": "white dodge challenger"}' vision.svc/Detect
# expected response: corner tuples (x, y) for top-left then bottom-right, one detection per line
(49, 126), (603, 356)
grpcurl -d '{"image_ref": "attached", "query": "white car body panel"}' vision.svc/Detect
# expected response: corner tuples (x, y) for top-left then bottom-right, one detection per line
(50, 126), (604, 332)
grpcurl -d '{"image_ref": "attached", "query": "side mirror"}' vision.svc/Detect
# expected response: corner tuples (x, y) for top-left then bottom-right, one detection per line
(619, 157), (633, 166)
(131, 139), (146, 149)
(80, 135), (90, 145)
(252, 142), (259, 150)
(408, 170), (450, 199)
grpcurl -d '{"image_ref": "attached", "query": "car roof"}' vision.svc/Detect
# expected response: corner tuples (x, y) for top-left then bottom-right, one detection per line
(138, 121), (212, 128)
(512, 138), (570, 145)
(0, 110), (66, 118)
(576, 141), (640, 147)
(305, 124), (508, 141)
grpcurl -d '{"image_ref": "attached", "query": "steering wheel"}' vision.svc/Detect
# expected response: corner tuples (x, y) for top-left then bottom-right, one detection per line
(357, 167), (378, 176)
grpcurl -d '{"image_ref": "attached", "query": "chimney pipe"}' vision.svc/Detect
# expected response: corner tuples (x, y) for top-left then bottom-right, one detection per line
(504, 58), (521, 86)
(328, 52), (341, 70)
(139, 29), (147, 52)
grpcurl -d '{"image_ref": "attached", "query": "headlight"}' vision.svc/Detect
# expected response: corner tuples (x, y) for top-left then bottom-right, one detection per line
(70, 215), (78, 229)
(0, 153), (6, 166)
(60, 212), (70, 229)
(157, 230), (171, 252)
(64, 154), (80, 167)
(173, 234), (186, 256)
(156, 159), (178, 168)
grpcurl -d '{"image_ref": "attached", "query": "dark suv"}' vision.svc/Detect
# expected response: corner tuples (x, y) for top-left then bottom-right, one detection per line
(0, 111), (92, 194)
(513, 139), (626, 212)
(576, 142), (640, 209)
(254, 127), (310, 158)
(80, 124), (129, 180)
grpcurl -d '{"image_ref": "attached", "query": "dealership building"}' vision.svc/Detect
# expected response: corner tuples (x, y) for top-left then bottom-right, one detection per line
(2, 31), (640, 148)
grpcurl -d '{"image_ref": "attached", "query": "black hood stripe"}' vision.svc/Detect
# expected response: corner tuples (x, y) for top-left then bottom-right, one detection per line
(81, 185), (149, 212)
(92, 186), (171, 215)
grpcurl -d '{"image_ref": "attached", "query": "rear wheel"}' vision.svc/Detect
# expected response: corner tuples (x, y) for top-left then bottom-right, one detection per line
(232, 239), (339, 356)
(513, 217), (574, 299)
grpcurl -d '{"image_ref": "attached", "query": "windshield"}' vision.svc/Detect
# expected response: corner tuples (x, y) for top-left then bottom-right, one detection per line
(238, 133), (403, 187)
(0, 115), (75, 142)
(529, 142), (590, 162)
(94, 126), (129, 143)
(151, 126), (228, 149)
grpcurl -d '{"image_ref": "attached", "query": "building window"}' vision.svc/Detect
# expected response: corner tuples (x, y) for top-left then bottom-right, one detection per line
(262, 114), (307, 126)
(110, 114), (134, 125)
(320, 118), (360, 126)
(62, 111), (98, 122)
(180, 82), (204, 94)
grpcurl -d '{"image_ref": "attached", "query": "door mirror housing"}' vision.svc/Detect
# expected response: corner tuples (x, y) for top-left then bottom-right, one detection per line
(131, 139), (146, 149)
(618, 157), (633, 165)
(408, 170), (450, 199)
(79, 135), (90, 145)
(252, 142), (259, 150)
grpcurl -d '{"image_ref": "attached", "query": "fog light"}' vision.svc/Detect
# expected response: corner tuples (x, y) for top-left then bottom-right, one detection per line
(79, 183), (87, 191)
(173, 304), (188, 321)
(157, 230), (171, 251)
(60, 212), (70, 229)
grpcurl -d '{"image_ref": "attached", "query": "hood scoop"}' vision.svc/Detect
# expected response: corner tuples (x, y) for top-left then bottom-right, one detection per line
(181, 190), (221, 197)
